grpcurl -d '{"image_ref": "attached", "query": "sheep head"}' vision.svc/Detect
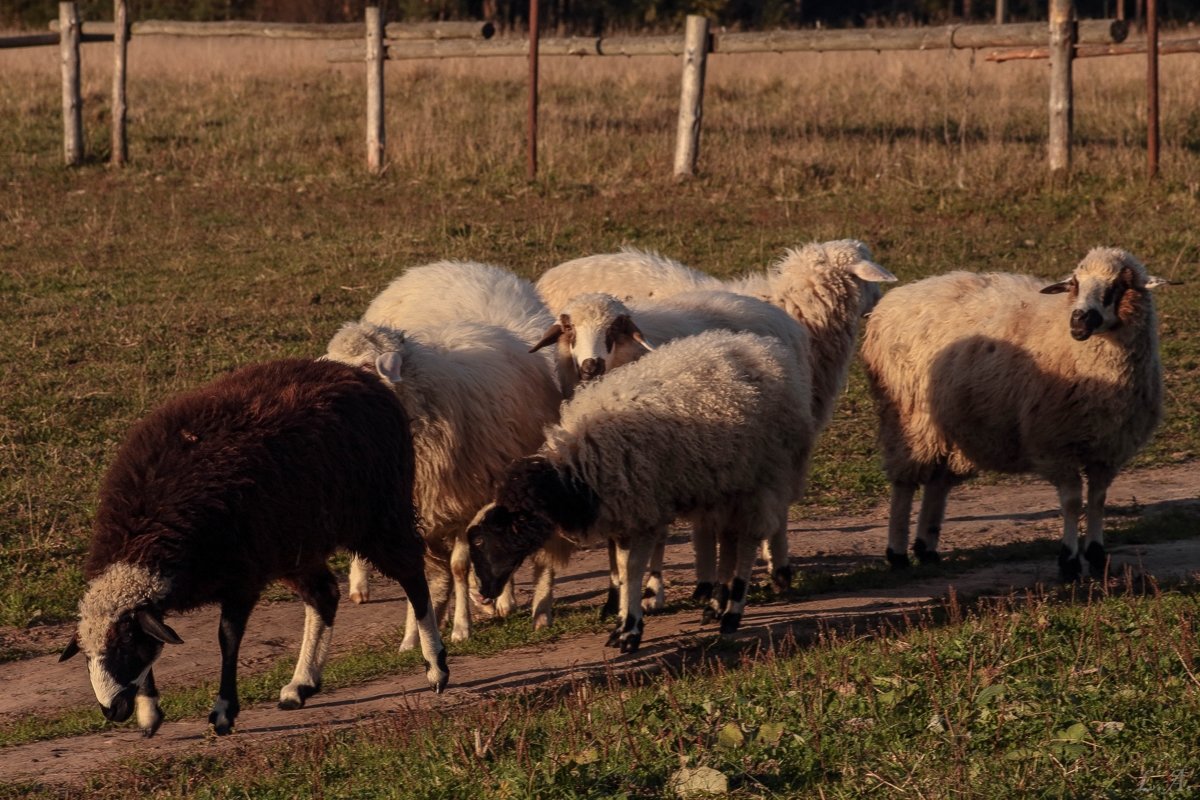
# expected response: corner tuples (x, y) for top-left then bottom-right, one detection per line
(325, 321), (408, 382)
(59, 563), (181, 724)
(530, 294), (653, 396)
(468, 456), (599, 601)
(775, 240), (898, 317)
(1040, 248), (1166, 341)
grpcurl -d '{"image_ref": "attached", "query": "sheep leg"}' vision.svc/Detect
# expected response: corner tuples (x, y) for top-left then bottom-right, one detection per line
(762, 524), (792, 593)
(605, 534), (655, 654)
(691, 515), (717, 603)
(1055, 473), (1085, 582)
(886, 481), (917, 569)
(373, 555), (449, 693)
(279, 567), (339, 710)
(719, 534), (762, 636)
(449, 532), (473, 643)
(1083, 468), (1114, 578)
(600, 540), (620, 619)
(210, 598), (254, 736)
(641, 534), (666, 613)
(913, 470), (953, 565)
(704, 527), (738, 624)
(399, 594), (420, 651)
(494, 577), (518, 618)
(348, 556), (371, 604)
(530, 550), (556, 630)
(135, 668), (163, 738)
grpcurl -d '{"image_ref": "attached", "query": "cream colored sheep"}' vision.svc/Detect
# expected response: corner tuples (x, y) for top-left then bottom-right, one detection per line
(861, 248), (1165, 579)
(536, 247), (719, 315)
(326, 319), (562, 645)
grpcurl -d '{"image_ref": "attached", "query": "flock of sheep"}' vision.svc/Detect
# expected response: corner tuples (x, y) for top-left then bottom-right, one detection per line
(58, 241), (1165, 738)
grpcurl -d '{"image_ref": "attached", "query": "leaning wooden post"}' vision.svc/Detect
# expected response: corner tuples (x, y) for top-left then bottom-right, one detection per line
(672, 15), (709, 179)
(1146, 0), (1159, 178)
(59, 1), (83, 166)
(1048, 0), (1075, 176)
(527, 0), (539, 180)
(365, 2), (385, 175)
(111, 0), (129, 166)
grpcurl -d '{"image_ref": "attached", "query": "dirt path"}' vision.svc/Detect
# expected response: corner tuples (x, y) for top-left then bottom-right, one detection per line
(2, 463), (1197, 786)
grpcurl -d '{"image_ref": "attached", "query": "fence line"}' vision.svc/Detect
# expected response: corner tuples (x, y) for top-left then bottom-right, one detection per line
(3, 3), (1173, 179)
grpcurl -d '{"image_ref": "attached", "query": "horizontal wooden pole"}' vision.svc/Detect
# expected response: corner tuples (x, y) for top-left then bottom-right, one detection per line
(987, 35), (1200, 61)
(715, 19), (1127, 53)
(49, 19), (493, 40)
(328, 19), (1127, 62)
(0, 31), (111, 48)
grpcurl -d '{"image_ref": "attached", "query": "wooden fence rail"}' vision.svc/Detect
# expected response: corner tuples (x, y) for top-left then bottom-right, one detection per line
(5, 2), (1170, 180)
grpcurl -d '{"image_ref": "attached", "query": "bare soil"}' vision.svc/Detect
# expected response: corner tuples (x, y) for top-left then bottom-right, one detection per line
(1, 463), (1197, 787)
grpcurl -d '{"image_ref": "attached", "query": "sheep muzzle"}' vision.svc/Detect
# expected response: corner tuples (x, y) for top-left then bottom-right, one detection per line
(1070, 308), (1102, 341)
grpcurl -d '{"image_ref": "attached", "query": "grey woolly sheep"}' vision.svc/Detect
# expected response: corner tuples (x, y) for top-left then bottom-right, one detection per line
(468, 330), (816, 652)
(860, 247), (1165, 580)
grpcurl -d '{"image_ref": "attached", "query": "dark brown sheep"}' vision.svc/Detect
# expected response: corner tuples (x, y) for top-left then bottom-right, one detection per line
(60, 358), (448, 737)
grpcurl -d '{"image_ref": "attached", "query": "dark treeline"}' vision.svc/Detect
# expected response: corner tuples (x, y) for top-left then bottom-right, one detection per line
(5, 0), (1198, 32)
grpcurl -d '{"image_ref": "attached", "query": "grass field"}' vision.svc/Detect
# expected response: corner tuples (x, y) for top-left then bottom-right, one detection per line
(1, 32), (1199, 796)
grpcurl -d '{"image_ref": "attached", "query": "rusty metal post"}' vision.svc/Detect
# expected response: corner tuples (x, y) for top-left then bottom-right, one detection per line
(527, 0), (539, 180)
(1147, 0), (1159, 178)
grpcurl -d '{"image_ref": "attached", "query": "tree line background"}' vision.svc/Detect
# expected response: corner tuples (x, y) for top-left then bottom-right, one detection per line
(4, 0), (1197, 32)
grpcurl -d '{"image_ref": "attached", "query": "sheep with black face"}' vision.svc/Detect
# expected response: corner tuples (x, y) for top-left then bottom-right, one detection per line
(469, 329), (815, 652)
(59, 359), (447, 737)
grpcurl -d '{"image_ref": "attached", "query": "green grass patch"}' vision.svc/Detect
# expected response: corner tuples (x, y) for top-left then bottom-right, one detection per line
(12, 581), (1200, 798)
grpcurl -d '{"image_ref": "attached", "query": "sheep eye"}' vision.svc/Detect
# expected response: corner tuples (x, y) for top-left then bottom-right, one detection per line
(472, 537), (484, 548)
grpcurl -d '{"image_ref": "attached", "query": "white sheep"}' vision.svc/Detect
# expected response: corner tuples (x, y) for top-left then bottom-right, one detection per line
(539, 240), (895, 434)
(364, 259), (553, 350)
(530, 289), (814, 607)
(347, 260), (562, 623)
(536, 247), (720, 315)
(468, 329), (816, 651)
(325, 318), (562, 645)
(860, 247), (1165, 579)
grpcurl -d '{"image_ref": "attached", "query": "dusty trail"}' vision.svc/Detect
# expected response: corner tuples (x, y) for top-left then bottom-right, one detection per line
(1, 463), (1197, 786)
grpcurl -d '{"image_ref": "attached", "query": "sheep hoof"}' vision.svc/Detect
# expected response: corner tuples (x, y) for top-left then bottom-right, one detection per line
(600, 586), (620, 619)
(641, 594), (664, 614)
(719, 611), (742, 635)
(770, 565), (794, 594)
(886, 548), (911, 570)
(348, 590), (369, 605)
(532, 612), (552, 630)
(493, 594), (516, 618)
(278, 682), (319, 710)
(692, 582), (714, 603)
(425, 648), (449, 694)
(605, 628), (622, 648)
(1084, 542), (1108, 577)
(140, 711), (163, 739)
(450, 627), (471, 643)
(398, 637), (418, 652)
(619, 634), (641, 654)
(1058, 547), (1082, 583)
(208, 699), (237, 736)
(912, 539), (941, 565)
(701, 605), (719, 624)
(136, 696), (163, 738)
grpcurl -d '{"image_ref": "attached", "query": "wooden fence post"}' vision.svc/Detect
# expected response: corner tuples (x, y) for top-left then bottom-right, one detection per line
(60, 1), (83, 166)
(365, 2), (385, 175)
(1146, 0), (1158, 178)
(112, 0), (129, 166)
(995, 0), (1007, 25)
(672, 15), (709, 179)
(1048, 0), (1074, 176)
(528, 0), (539, 180)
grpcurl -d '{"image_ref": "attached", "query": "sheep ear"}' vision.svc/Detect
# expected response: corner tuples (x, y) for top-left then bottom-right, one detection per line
(59, 634), (80, 662)
(375, 351), (404, 384)
(530, 324), (563, 353)
(136, 609), (183, 646)
(1040, 279), (1073, 294)
(608, 315), (654, 352)
(851, 260), (898, 283)
(1145, 276), (1175, 290)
